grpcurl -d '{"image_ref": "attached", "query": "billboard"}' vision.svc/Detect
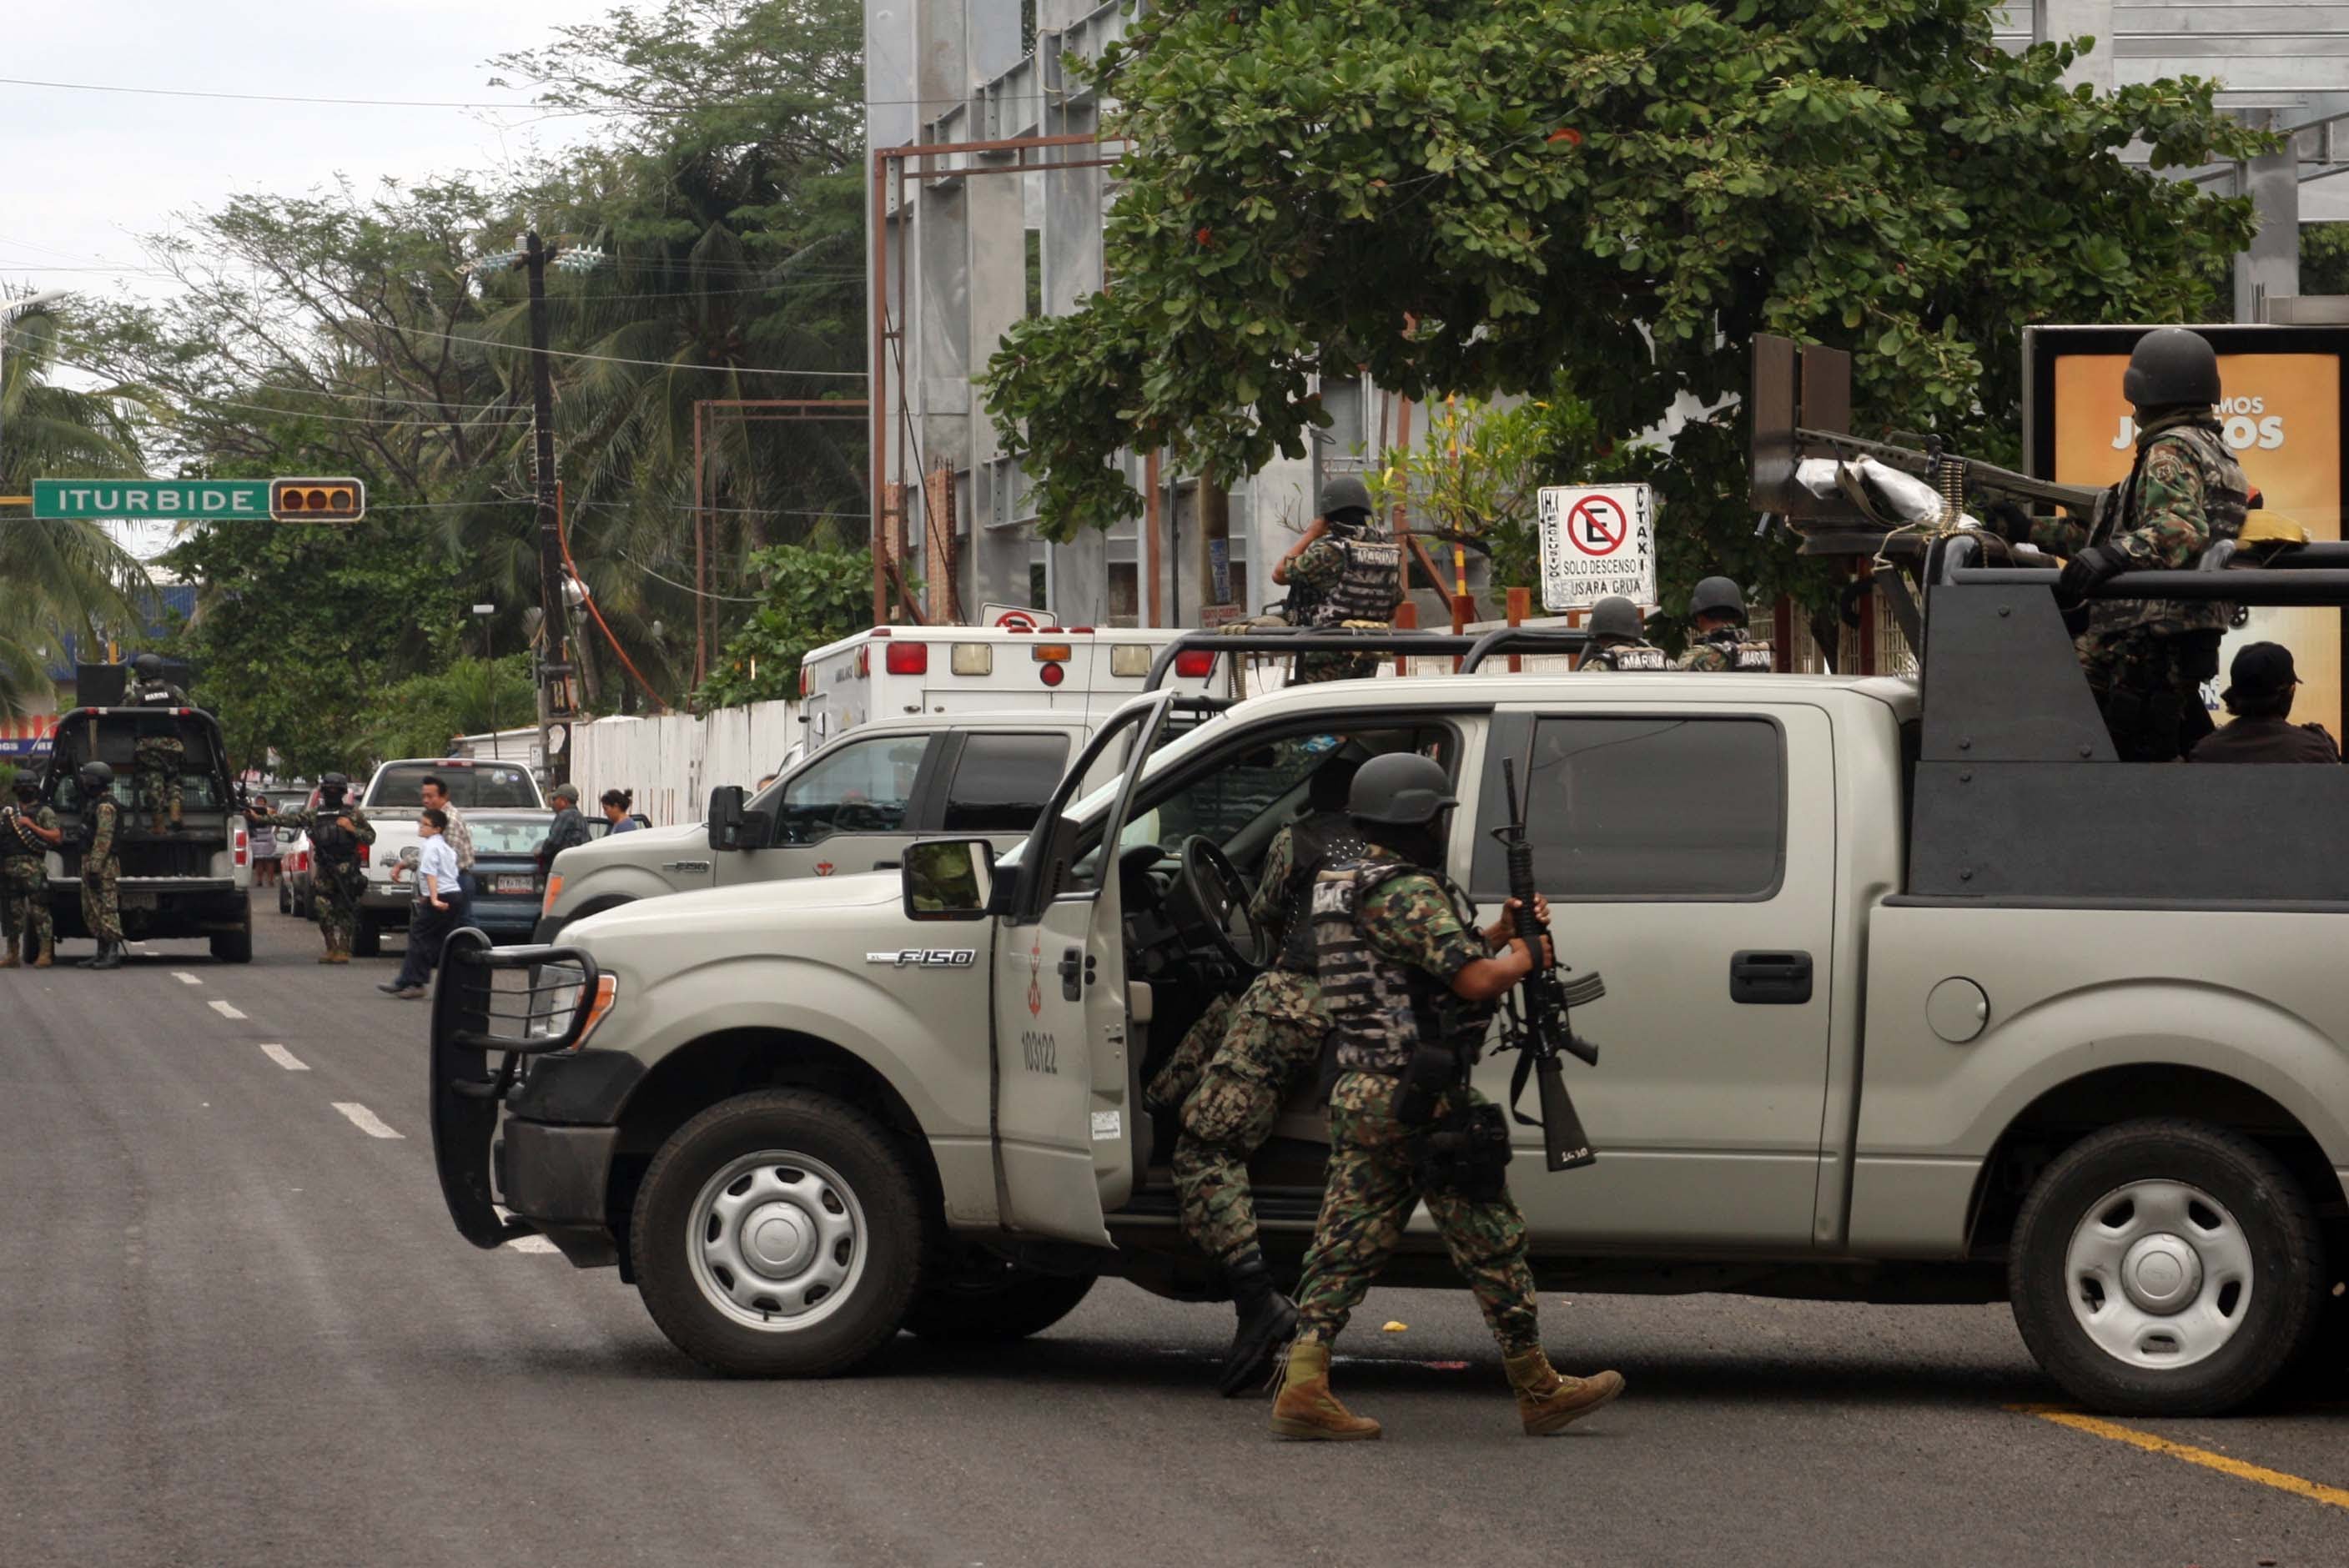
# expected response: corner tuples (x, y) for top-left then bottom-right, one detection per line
(2026, 327), (2348, 738)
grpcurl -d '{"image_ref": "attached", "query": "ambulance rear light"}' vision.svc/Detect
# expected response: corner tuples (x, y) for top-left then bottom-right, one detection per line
(1174, 650), (1216, 679)
(884, 641), (929, 676)
(951, 644), (993, 676)
(1032, 644), (1074, 663)
(1039, 662), (1066, 688)
(1109, 645), (1153, 678)
(797, 666), (813, 699)
(857, 646), (870, 677)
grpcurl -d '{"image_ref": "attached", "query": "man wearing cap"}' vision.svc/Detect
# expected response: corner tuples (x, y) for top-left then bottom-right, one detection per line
(1274, 476), (1403, 684)
(536, 783), (595, 875)
(2188, 643), (2341, 764)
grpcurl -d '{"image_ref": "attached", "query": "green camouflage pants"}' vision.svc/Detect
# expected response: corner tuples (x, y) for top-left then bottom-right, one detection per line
(314, 867), (360, 952)
(1145, 993), (1235, 1113)
(3, 859), (52, 956)
(133, 735), (186, 828)
(1170, 973), (1326, 1266)
(1293, 1072), (1541, 1356)
(80, 857), (123, 944)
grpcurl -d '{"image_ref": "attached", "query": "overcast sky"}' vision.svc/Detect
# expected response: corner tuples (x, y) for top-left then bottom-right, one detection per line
(1, 0), (641, 304)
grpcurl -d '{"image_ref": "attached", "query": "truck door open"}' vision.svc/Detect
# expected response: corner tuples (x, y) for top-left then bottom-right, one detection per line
(988, 692), (1172, 1244)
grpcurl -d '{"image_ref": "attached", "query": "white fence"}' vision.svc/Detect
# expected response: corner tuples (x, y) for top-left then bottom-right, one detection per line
(571, 699), (802, 828)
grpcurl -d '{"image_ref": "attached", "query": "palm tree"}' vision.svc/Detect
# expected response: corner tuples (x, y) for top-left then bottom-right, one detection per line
(0, 302), (158, 716)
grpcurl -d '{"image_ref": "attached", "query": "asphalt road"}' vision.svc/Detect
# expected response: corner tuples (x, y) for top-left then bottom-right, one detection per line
(3, 912), (2345, 1568)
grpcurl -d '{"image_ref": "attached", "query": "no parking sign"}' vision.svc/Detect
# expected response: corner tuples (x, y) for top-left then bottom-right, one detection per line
(1537, 484), (1657, 612)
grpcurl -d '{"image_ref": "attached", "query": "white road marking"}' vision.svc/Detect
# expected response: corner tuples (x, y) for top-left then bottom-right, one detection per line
(257, 1043), (309, 1072)
(208, 999), (247, 1020)
(330, 1103), (404, 1140)
(171, 971), (202, 986)
(510, 1236), (560, 1254)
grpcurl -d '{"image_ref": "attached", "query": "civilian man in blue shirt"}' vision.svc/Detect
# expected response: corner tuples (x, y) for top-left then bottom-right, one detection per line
(382, 809), (461, 1000)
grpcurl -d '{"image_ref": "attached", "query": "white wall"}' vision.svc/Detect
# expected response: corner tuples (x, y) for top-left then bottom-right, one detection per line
(571, 700), (802, 828)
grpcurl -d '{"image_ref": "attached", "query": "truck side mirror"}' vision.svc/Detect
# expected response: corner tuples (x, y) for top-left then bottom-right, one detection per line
(903, 838), (995, 921)
(707, 786), (747, 852)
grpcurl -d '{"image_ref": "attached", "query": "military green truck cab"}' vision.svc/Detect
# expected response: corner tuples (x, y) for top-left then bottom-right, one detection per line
(436, 602), (2349, 1417)
(42, 700), (254, 961)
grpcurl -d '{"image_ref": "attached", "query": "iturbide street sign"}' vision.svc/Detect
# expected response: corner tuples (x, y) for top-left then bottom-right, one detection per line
(33, 479), (272, 520)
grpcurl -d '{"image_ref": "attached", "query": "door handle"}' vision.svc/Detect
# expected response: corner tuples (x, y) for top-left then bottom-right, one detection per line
(1059, 946), (1088, 1002)
(1730, 950), (1813, 1005)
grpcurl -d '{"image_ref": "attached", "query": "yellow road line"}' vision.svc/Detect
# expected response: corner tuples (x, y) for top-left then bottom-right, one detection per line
(2009, 1404), (2349, 1511)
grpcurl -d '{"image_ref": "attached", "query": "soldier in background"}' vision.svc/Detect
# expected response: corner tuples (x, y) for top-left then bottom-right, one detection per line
(1, 775), (62, 968)
(248, 773), (374, 962)
(2188, 643), (2341, 764)
(1270, 754), (1624, 1441)
(125, 653), (191, 835)
(74, 760), (126, 970)
(1274, 476), (1404, 684)
(1676, 577), (1773, 671)
(1997, 328), (2247, 761)
(1577, 596), (1667, 671)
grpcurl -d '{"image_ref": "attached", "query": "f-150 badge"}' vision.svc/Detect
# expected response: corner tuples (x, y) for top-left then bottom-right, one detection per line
(865, 950), (977, 968)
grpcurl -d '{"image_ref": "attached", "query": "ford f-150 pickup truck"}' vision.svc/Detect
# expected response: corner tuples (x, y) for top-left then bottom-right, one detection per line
(431, 596), (2349, 1417)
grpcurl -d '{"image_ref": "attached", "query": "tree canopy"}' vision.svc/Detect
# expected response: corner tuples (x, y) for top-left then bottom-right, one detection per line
(986, 0), (2268, 616)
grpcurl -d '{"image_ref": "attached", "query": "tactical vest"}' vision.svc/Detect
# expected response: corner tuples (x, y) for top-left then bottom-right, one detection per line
(1313, 854), (1491, 1078)
(131, 682), (183, 707)
(2094, 415), (2249, 639)
(1579, 642), (1668, 672)
(78, 800), (115, 854)
(2, 807), (45, 862)
(1271, 812), (1361, 974)
(313, 806), (358, 865)
(1305, 537), (1402, 628)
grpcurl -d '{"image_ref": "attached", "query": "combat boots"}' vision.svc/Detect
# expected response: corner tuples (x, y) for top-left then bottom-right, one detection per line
(33, 936), (52, 968)
(1268, 1340), (1381, 1441)
(0, 949), (18, 969)
(79, 942), (123, 972)
(1505, 1349), (1625, 1436)
(1217, 1251), (1299, 1397)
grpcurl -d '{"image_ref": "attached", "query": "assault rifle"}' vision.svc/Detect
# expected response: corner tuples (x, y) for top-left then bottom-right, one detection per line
(1491, 758), (1603, 1172)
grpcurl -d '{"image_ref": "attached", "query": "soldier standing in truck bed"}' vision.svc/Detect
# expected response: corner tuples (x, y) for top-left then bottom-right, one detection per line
(1676, 578), (1773, 671)
(125, 653), (191, 835)
(1273, 477), (1403, 684)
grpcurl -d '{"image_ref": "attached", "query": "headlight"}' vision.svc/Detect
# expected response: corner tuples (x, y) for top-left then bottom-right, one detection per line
(529, 961), (618, 1053)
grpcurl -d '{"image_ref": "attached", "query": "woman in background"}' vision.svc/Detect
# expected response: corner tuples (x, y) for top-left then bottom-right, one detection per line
(601, 788), (641, 833)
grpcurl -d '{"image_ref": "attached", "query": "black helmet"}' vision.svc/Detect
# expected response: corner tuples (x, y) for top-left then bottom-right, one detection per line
(1689, 575), (1747, 625)
(1587, 596), (1644, 644)
(1347, 753), (1456, 827)
(2122, 327), (2221, 412)
(133, 652), (163, 678)
(319, 772), (350, 797)
(1318, 475), (1373, 519)
(77, 760), (113, 792)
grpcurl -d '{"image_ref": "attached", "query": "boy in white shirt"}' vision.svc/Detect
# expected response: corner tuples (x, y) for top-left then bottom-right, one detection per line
(382, 810), (460, 1000)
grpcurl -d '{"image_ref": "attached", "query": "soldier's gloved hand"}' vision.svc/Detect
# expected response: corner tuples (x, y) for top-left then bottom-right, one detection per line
(2056, 545), (2125, 606)
(1982, 500), (2035, 545)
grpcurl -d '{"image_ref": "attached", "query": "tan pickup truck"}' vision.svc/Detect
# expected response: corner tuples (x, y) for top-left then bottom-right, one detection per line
(432, 601), (2349, 1418)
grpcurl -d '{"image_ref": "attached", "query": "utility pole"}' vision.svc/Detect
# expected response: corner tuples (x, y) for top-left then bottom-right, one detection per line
(523, 232), (571, 790)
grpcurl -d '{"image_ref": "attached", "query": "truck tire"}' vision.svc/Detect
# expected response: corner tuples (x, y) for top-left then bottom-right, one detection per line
(209, 899), (254, 963)
(903, 1264), (1096, 1342)
(278, 880), (289, 915)
(631, 1089), (925, 1378)
(351, 912), (381, 958)
(2010, 1118), (2322, 1416)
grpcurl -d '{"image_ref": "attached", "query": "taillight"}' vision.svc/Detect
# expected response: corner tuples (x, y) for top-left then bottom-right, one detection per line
(1032, 643), (1073, 663)
(1040, 662), (1066, 687)
(857, 646), (870, 676)
(1174, 650), (1215, 679)
(234, 823), (249, 867)
(885, 641), (929, 676)
(358, 845), (371, 867)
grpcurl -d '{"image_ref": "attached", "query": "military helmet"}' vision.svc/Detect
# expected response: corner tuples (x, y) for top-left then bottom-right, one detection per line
(1318, 475), (1373, 520)
(133, 652), (163, 678)
(1688, 575), (1747, 625)
(1587, 596), (1644, 644)
(1347, 752), (1456, 827)
(2122, 327), (2221, 412)
(77, 759), (114, 792)
(319, 772), (350, 796)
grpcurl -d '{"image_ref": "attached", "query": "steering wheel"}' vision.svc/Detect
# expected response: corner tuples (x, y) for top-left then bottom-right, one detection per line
(1174, 836), (1269, 975)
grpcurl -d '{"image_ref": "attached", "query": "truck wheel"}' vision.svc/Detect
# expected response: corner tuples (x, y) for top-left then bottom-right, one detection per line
(2010, 1118), (2322, 1416)
(903, 1263), (1096, 1342)
(351, 912), (381, 958)
(278, 881), (289, 915)
(209, 900), (254, 963)
(631, 1089), (925, 1377)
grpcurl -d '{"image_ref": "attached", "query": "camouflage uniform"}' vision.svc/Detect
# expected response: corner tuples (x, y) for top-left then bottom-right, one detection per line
(249, 801), (375, 957)
(1290, 530), (1402, 684)
(1291, 852), (1542, 1358)
(1168, 825), (1338, 1267)
(1676, 632), (1773, 673)
(127, 679), (191, 833)
(1, 802), (59, 964)
(2030, 413), (2248, 761)
(80, 798), (123, 946)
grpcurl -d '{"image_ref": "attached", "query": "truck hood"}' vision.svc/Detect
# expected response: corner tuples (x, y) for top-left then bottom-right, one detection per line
(555, 818), (705, 874)
(564, 867), (902, 947)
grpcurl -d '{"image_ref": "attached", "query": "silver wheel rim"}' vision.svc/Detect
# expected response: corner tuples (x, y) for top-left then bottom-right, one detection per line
(686, 1150), (866, 1333)
(2063, 1179), (2253, 1370)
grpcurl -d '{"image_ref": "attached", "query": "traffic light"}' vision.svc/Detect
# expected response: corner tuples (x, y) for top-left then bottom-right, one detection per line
(269, 477), (366, 524)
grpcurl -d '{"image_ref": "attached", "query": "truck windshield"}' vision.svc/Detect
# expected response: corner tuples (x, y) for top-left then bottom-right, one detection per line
(368, 763), (539, 809)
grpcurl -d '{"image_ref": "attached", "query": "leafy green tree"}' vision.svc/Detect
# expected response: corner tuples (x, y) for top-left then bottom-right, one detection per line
(360, 657), (537, 763)
(986, 0), (2269, 622)
(692, 544), (873, 706)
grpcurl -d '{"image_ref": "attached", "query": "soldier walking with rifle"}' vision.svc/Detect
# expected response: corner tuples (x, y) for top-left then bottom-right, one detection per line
(1269, 753), (1622, 1441)
(248, 773), (374, 962)
(1, 775), (63, 967)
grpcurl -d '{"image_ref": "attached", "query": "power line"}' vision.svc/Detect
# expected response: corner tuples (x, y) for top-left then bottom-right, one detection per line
(0, 74), (1059, 115)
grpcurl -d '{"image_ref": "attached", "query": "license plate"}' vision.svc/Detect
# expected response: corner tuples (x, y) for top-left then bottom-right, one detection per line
(118, 890), (158, 911)
(493, 874), (536, 895)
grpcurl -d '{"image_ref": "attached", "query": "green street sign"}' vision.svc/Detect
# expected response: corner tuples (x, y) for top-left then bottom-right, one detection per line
(33, 479), (273, 520)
